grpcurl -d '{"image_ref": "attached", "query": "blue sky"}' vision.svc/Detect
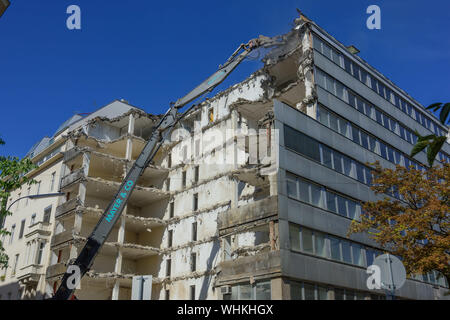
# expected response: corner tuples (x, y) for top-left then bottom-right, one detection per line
(0, 0), (449, 158)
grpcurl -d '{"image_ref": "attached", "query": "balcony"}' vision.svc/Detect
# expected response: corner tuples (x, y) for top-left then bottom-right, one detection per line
(51, 230), (75, 248)
(24, 222), (52, 240)
(218, 196), (278, 234)
(55, 197), (82, 218)
(85, 177), (169, 207)
(55, 201), (165, 233)
(91, 240), (160, 260)
(46, 262), (66, 279)
(60, 167), (86, 189)
(16, 264), (44, 285)
(63, 147), (86, 163)
(84, 271), (162, 289)
(216, 250), (281, 286)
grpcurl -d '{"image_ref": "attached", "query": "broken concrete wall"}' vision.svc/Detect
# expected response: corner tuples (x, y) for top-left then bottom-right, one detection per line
(88, 122), (122, 142)
(45, 17), (310, 300)
(141, 198), (168, 220)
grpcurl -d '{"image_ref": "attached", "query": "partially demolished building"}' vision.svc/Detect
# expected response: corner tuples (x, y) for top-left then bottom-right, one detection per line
(2, 13), (449, 300)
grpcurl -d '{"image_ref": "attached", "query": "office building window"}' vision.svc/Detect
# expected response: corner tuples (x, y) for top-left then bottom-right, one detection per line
(169, 202), (174, 218)
(182, 171), (186, 188)
(195, 140), (200, 158)
(18, 219), (25, 239)
(289, 224), (300, 251)
(289, 222), (393, 271)
(167, 230), (173, 248)
(303, 283), (316, 300)
(310, 183), (324, 208)
(334, 288), (345, 300)
(26, 187), (31, 206)
(231, 281), (271, 300)
(37, 242), (45, 265)
(366, 249), (377, 267)
(166, 258), (171, 277)
(168, 153), (172, 168)
(208, 108), (214, 123)
(318, 286), (328, 300)
(314, 67), (448, 163)
(36, 181), (41, 195)
(239, 284), (254, 300)
(352, 244), (364, 266)
(310, 31), (443, 133)
(347, 290), (356, 300)
(190, 285), (196, 300)
(301, 228), (314, 254)
(286, 174), (298, 199)
(329, 236), (341, 260)
(286, 172), (362, 220)
(284, 125), (373, 186)
(315, 232), (327, 257)
(43, 206), (52, 223)
(30, 213), (36, 226)
(193, 193), (198, 211)
(290, 281), (370, 300)
(182, 146), (188, 162)
(255, 281), (271, 300)
(166, 178), (170, 192)
(11, 254), (19, 275)
(194, 166), (199, 183)
(190, 252), (197, 272)
(25, 242), (32, 265)
(284, 125), (320, 162)
(50, 172), (56, 191)
(192, 222), (197, 241)
(9, 224), (15, 244)
(341, 240), (352, 264)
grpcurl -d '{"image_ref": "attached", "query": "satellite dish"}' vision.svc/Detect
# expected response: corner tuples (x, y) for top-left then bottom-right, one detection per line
(374, 253), (406, 292)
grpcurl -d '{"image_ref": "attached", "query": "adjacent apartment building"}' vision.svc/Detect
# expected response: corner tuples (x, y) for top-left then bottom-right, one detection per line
(0, 113), (80, 299)
(1, 13), (449, 300)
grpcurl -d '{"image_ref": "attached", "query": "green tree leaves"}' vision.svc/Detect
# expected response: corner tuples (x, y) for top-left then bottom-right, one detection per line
(427, 102), (450, 126)
(411, 103), (449, 167)
(0, 138), (37, 269)
(411, 131), (447, 167)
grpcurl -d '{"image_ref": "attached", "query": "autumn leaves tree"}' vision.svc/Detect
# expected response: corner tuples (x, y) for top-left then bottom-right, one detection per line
(349, 161), (449, 283)
(350, 102), (449, 287)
